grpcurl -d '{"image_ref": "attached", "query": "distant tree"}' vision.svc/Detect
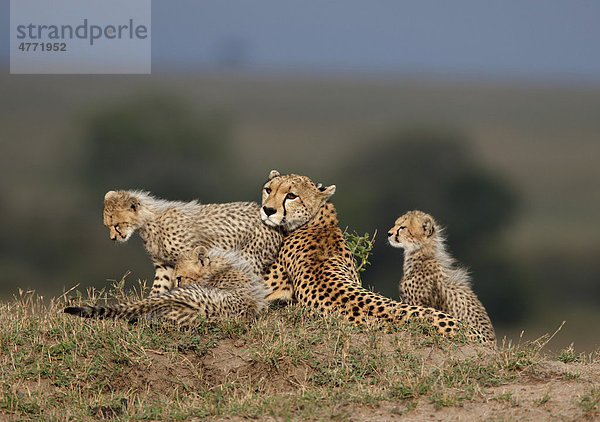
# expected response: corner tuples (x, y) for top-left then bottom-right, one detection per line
(336, 127), (527, 324)
(82, 93), (232, 202)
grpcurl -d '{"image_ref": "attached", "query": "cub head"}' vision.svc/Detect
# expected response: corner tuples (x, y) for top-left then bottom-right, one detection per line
(388, 210), (437, 252)
(174, 246), (229, 286)
(260, 170), (336, 231)
(103, 190), (143, 242)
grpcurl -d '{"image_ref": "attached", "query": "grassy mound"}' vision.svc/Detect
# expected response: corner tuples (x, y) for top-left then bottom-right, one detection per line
(1, 282), (598, 420)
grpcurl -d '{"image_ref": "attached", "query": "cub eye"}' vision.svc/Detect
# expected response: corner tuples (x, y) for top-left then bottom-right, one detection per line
(265, 187), (272, 194)
(286, 193), (297, 200)
(399, 225), (406, 230)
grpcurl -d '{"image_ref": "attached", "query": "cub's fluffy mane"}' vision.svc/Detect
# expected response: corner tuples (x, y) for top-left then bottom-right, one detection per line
(113, 190), (209, 227)
(420, 224), (472, 288)
(206, 248), (255, 279)
(124, 189), (202, 213)
(205, 248), (270, 301)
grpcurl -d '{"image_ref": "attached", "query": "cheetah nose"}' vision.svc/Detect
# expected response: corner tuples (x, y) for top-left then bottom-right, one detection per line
(262, 206), (277, 217)
(387, 231), (394, 237)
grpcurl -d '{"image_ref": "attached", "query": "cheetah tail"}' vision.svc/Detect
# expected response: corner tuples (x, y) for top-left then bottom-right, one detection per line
(62, 305), (132, 321)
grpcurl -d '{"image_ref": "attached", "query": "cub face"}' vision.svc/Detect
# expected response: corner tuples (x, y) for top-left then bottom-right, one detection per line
(260, 170), (336, 231)
(103, 190), (142, 242)
(388, 210), (436, 253)
(174, 246), (228, 286)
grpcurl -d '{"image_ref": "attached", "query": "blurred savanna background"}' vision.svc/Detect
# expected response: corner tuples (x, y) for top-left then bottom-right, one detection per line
(1, 1), (599, 352)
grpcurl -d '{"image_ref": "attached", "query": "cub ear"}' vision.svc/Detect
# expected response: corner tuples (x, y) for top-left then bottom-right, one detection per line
(128, 197), (140, 212)
(268, 170), (281, 180)
(422, 217), (435, 237)
(193, 245), (208, 259)
(320, 184), (336, 200)
(104, 190), (117, 201)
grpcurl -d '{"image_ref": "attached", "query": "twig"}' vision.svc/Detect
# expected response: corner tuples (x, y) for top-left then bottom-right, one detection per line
(534, 320), (566, 359)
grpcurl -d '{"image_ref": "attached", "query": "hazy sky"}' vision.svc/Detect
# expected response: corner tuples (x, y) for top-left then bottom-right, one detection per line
(2, 0), (600, 81)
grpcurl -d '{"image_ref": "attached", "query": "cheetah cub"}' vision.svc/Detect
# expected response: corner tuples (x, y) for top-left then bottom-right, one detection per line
(388, 210), (496, 344)
(174, 246), (269, 316)
(103, 190), (282, 296)
(63, 247), (268, 325)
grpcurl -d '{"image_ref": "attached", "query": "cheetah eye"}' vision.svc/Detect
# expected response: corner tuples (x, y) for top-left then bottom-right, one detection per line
(286, 193), (297, 200)
(265, 187), (272, 194)
(176, 276), (182, 283)
(399, 225), (406, 230)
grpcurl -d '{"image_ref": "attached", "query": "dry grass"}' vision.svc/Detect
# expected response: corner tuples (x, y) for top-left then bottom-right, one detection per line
(1, 280), (598, 420)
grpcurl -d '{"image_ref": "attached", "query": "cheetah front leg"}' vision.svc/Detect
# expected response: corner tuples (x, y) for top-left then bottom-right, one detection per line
(150, 261), (175, 297)
(262, 261), (294, 302)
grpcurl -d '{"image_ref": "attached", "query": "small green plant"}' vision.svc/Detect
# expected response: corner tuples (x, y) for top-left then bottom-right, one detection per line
(579, 388), (600, 412)
(405, 401), (418, 412)
(429, 392), (458, 409)
(343, 229), (377, 274)
(496, 340), (538, 374)
(493, 391), (519, 407)
(390, 384), (421, 400)
(557, 344), (582, 363)
(493, 391), (513, 403)
(564, 372), (580, 380)
(535, 393), (551, 406)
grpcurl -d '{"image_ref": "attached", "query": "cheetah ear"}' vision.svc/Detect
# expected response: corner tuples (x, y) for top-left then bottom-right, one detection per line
(422, 217), (435, 237)
(268, 170), (281, 180)
(104, 190), (117, 201)
(193, 246), (211, 266)
(193, 245), (208, 259)
(320, 184), (336, 201)
(128, 197), (140, 212)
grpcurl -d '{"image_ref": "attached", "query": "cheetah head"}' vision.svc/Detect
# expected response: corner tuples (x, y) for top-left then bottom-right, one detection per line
(260, 170), (336, 231)
(174, 246), (211, 286)
(388, 210), (437, 252)
(103, 190), (144, 242)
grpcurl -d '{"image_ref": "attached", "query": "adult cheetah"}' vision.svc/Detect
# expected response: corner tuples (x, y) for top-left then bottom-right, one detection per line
(260, 170), (481, 340)
(63, 247), (268, 324)
(388, 210), (496, 344)
(103, 190), (282, 296)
